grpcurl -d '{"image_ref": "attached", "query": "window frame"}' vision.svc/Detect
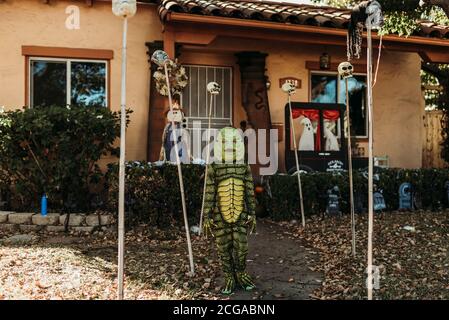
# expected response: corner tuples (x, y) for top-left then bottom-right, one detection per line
(181, 64), (234, 125)
(310, 70), (368, 139)
(28, 56), (109, 108)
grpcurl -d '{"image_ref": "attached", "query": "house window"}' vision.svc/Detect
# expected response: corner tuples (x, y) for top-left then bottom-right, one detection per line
(181, 65), (233, 129)
(29, 58), (108, 108)
(311, 72), (367, 138)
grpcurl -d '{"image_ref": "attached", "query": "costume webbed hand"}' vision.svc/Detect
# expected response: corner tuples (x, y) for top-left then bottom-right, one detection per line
(246, 215), (256, 234)
(202, 217), (216, 238)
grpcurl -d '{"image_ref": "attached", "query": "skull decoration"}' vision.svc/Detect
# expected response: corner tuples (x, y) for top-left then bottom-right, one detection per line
(281, 82), (296, 95)
(338, 62), (354, 79)
(112, 0), (137, 18)
(151, 50), (170, 67)
(207, 82), (221, 95)
(366, 0), (384, 30)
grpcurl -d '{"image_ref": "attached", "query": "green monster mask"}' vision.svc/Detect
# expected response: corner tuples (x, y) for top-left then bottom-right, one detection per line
(214, 127), (245, 164)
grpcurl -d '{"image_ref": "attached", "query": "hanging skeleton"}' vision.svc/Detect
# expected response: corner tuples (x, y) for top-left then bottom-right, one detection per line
(347, 0), (384, 61)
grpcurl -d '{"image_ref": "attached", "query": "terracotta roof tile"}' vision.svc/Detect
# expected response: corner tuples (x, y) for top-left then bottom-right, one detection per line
(156, 0), (449, 39)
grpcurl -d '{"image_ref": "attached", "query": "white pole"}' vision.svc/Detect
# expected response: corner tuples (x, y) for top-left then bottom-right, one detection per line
(287, 94), (306, 228)
(163, 63), (195, 276)
(345, 78), (356, 257)
(117, 16), (128, 300)
(199, 92), (214, 235)
(366, 23), (374, 301)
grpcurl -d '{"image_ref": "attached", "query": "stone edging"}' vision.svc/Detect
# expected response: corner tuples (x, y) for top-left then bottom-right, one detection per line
(0, 211), (115, 233)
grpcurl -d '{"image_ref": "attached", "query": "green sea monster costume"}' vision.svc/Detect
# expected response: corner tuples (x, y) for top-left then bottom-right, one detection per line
(203, 127), (257, 295)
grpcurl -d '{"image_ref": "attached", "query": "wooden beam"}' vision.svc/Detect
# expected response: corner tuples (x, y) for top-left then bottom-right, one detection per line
(22, 45), (114, 60)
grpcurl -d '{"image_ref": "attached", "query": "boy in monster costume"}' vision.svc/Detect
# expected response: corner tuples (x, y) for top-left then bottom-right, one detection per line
(202, 127), (257, 295)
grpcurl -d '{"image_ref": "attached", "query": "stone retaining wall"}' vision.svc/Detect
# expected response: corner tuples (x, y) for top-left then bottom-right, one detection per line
(0, 211), (115, 233)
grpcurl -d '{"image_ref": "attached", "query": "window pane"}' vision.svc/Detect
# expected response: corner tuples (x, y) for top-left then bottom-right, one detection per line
(311, 74), (337, 103)
(31, 60), (67, 107)
(71, 62), (106, 107)
(339, 76), (367, 136)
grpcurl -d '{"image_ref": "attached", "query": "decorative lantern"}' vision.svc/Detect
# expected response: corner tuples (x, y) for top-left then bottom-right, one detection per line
(112, 0), (137, 18)
(399, 182), (413, 210)
(320, 53), (331, 70)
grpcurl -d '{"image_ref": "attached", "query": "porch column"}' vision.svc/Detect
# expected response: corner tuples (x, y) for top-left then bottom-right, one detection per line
(235, 52), (272, 131)
(236, 52), (273, 177)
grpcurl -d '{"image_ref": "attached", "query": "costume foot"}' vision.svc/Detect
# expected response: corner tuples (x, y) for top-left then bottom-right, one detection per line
(236, 272), (256, 291)
(221, 274), (236, 295)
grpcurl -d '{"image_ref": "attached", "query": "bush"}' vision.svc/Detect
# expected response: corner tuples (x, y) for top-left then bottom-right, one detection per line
(0, 105), (125, 212)
(106, 164), (449, 225)
(106, 162), (205, 227)
(258, 168), (449, 221)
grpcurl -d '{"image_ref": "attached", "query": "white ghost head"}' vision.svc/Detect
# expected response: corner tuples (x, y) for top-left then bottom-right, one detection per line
(112, 0), (137, 18)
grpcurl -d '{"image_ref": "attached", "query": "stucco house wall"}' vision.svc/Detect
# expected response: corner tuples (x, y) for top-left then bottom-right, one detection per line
(182, 38), (424, 170)
(0, 0), (424, 171)
(0, 0), (161, 162)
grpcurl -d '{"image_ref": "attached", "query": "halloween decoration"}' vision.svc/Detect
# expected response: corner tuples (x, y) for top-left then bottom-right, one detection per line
(324, 122), (340, 152)
(202, 127), (257, 295)
(282, 82), (306, 228)
(320, 53), (331, 70)
(151, 50), (195, 276)
(159, 105), (191, 163)
(338, 61), (354, 79)
(113, 0), (137, 300)
(347, 1), (384, 61)
(112, 0), (137, 18)
(339, 60), (356, 256)
(326, 186), (341, 216)
(373, 190), (386, 212)
(347, 0), (384, 300)
(199, 82), (222, 235)
(399, 182), (413, 210)
(152, 57), (188, 98)
(298, 118), (315, 151)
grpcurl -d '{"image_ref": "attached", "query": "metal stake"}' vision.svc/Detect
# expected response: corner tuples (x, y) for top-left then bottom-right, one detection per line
(199, 91), (215, 235)
(117, 16), (128, 300)
(345, 77), (357, 257)
(287, 92), (306, 228)
(163, 62), (195, 276)
(366, 23), (374, 301)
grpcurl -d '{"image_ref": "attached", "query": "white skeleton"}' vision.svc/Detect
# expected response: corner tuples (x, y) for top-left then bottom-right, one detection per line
(207, 82), (221, 95)
(338, 61), (354, 79)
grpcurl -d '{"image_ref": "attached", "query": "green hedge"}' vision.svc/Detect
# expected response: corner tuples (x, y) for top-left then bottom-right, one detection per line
(106, 162), (205, 227)
(106, 164), (449, 225)
(258, 168), (449, 221)
(0, 105), (125, 212)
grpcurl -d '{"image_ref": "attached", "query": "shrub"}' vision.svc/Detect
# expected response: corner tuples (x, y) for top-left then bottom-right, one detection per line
(0, 105), (125, 212)
(106, 164), (449, 225)
(258, 168), (449, 221)
(106, 162), (205, 227)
